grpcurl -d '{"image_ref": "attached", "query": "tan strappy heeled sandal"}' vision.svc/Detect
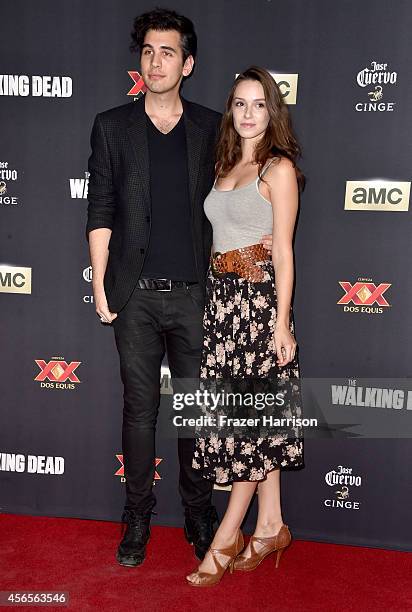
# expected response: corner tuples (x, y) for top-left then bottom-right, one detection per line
(234, 524), (291, 571)
(186, 530), (244, 587)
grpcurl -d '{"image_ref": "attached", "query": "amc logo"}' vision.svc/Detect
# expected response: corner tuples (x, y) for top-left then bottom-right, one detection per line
(235, 72), (298, 105)
(345, 180), (410, 211)
(271, 73), (299, 105)
(214, 483), (232, 492)
(0, 265), (32, 294)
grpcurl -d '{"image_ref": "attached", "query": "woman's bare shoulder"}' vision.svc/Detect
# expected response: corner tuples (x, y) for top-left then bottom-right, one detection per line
(263, 157), (296, 189)
(266, 156), (295, 174)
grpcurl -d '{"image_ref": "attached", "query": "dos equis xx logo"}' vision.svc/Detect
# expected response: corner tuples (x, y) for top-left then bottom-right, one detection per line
(34, 356), (81, 390)
(337, 278), (391, 315)
(127, 71), (147, 99)
(115, 454), (162, 485)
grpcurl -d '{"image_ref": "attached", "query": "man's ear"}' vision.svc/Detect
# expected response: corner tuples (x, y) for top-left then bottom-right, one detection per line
(182, 55), (194, 77)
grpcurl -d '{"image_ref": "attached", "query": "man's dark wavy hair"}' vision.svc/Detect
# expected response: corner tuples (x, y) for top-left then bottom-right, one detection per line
(130, 7), (197, 62)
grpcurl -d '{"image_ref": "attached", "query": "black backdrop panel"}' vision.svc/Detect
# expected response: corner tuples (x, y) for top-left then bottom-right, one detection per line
(1, 0), (412, 551)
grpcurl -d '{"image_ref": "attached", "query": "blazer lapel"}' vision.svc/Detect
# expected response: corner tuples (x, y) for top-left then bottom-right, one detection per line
(183, 98), (206, 215)
(126, 97), (150, 214)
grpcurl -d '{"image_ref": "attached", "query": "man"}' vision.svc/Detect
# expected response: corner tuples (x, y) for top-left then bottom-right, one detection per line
(86, 8), (271, 568)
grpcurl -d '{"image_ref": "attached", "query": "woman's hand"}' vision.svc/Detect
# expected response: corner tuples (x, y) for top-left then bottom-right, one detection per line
(274, 323), (297, 366)
(260, 233), (273, 252)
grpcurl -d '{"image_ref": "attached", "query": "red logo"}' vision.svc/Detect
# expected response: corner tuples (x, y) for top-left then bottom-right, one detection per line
(115, 454), (162, 480)
(337, 281), (391, 306)
(34, 359), (81, 382)
(127, 71), (147, 97)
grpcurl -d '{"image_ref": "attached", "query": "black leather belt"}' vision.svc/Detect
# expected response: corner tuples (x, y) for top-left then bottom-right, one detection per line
(136, 278), (199, 292)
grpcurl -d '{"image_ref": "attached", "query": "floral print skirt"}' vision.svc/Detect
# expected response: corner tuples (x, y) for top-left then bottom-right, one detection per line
(192, 259), (304, 484)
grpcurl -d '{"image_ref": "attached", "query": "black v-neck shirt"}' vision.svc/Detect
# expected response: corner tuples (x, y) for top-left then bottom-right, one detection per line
(141, 113), (197, 281)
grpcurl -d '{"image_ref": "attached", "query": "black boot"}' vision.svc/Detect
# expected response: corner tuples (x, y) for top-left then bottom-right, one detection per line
(116, 508), (152, 567)
(184, 506), (220, 560)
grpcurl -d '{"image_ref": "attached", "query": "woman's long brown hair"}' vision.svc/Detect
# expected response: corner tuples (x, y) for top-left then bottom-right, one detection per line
(215, 66), (305, 191)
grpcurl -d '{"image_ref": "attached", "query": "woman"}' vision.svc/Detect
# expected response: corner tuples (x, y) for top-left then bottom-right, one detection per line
(186, 66), (305, 587)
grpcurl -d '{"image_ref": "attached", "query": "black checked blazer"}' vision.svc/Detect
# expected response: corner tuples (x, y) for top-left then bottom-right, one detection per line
(86, 95), (222, 313)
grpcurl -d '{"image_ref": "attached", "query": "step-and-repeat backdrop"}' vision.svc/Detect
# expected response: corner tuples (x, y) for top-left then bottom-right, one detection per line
(1, 0), (412, 551)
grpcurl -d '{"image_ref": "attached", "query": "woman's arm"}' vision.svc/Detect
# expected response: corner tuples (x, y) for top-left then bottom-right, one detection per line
(265, 157), (299, 365)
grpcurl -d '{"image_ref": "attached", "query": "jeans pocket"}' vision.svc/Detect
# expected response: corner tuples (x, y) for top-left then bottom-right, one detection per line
(186, 284), (205, 310)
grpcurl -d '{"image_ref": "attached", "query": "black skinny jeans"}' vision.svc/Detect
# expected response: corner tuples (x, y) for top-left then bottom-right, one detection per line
(113, 282), (213, 515)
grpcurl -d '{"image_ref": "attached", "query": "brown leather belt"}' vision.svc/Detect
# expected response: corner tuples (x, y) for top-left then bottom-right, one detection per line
(211, 243), (271, 282)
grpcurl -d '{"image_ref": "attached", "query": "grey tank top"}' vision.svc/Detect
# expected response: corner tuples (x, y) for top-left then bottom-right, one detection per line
(204, 160), (274, 253)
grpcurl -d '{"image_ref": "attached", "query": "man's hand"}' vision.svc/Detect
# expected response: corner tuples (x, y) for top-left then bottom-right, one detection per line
(260, 234), (273, 252)
(94, 284), (117, 324)
(88, 228), (116, 324)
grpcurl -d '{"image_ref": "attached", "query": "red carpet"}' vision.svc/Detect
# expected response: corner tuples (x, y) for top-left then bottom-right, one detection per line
(1, 514), (411, 611)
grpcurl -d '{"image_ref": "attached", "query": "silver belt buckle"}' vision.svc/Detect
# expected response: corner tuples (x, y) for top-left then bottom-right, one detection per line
(156, 278), (172, 292)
